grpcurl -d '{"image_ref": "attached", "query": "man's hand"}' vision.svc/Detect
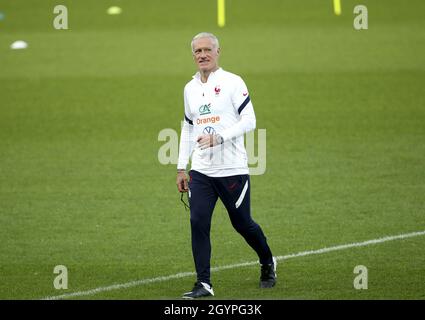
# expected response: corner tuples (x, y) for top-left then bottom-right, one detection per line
(197, 134), (222, 150)
(176, 170), (188, 193)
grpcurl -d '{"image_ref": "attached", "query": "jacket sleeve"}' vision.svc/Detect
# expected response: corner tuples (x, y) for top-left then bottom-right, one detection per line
(220, 76), (256, 142)
(177, 87), (194, 170)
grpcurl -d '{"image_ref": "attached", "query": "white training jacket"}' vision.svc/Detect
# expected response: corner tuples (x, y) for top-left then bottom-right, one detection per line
(177, 68), (256, 177)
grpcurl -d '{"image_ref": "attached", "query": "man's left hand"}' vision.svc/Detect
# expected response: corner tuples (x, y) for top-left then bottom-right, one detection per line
(197, 134), (220, 150)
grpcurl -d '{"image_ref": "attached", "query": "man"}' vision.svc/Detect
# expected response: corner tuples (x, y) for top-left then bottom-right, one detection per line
(176, 32), (276, 299)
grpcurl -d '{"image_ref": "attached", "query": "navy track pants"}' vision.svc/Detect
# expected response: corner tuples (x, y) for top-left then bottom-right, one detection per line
(188, 170), (273, 284)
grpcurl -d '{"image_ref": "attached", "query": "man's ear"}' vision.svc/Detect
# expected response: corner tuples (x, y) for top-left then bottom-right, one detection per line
(216, 47), (221, 55)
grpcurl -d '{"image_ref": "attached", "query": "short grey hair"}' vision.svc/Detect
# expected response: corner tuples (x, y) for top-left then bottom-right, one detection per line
(191, 32), (220, 52)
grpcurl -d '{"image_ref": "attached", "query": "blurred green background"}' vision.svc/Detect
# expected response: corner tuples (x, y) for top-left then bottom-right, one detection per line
(0, 0), (424, 299)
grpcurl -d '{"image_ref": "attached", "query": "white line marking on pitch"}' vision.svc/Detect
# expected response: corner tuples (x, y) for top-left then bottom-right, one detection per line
(41, 230), (425, 300)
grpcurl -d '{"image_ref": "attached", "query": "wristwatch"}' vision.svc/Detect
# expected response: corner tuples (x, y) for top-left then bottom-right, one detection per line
(216, 134), (224, 145)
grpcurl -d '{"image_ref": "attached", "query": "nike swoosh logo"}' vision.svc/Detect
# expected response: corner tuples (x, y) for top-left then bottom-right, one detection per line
(229, 182), (237, 190)
(243, 93), (248, 96)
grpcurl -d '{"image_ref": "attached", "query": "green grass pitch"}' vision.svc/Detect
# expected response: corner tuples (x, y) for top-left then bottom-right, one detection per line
(0, 0), (424, 299)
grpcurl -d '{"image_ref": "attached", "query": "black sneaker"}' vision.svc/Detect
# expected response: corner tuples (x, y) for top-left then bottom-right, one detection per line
(260, 257), (277, 288)
(182, 281), (214, 299)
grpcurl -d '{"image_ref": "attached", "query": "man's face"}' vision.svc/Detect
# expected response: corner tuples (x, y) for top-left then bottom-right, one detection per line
(192, 37), (220, 72)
